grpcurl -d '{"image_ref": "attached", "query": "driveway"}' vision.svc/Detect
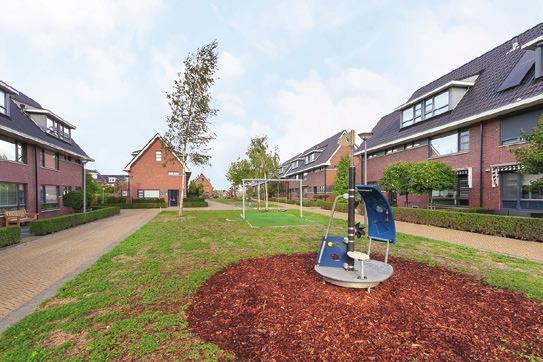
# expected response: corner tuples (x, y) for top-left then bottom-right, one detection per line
(0, 209), (159, 332)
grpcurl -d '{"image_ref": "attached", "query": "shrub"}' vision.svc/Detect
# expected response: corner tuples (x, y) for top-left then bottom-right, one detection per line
(105, 196), (127, 204)
(0, 226), (21, 248)
(184, 197), (205, 202)
(183, 200), (208, 207)
(63, 191), (85, 211)
(188, 181), (204, 197)
(393, 207), (543, 242)
(29, 207), (120, 236)
(132, 197), (163, 204)
(100, 203), (165, 209)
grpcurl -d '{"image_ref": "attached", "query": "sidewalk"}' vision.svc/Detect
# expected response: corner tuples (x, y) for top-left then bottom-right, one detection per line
(279, 203), (543, 262)
(0, 209), (159, 332)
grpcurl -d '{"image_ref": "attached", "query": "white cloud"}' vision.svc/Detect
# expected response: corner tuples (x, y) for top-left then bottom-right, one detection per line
(217, 93), (245, 116)
(219, 52), (245, 79)
(274, 68), (404, 160)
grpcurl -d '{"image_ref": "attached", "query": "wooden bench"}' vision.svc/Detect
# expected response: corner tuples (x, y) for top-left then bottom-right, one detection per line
(3, 209), (37, 227)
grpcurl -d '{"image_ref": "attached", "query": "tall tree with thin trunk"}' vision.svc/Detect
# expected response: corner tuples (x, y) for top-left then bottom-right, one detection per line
(246, 136), (280, 209)
(163, 40), (219, 216)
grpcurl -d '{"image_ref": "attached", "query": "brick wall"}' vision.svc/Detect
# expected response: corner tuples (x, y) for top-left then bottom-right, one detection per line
(128, 137), (185, 203)
(0, 142), (84, 218)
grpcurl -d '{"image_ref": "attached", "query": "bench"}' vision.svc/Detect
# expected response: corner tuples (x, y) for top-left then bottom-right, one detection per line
(3, 209), (37, 227)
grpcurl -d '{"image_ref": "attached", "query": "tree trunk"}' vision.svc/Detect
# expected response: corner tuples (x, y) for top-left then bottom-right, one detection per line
(405, 192), (409, 207)
(257, 183), (261, 210)
(179, 170), (185, 217)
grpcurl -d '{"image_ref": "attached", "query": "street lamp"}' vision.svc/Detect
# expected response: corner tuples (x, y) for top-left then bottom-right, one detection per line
(359, 132), (373, 185)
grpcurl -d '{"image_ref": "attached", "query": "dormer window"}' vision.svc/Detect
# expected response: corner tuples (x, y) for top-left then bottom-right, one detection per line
(0, 90), (6, 115)
(305, 152), (318, 164)
(401, 91), (449, 127)
(46, 117), (72, 141)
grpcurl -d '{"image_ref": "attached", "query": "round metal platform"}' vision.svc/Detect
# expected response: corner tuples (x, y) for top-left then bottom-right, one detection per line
(314, 260), (393, 289)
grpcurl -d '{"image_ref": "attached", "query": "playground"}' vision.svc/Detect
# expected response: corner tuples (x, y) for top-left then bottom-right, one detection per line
(241, 210), (315, 227)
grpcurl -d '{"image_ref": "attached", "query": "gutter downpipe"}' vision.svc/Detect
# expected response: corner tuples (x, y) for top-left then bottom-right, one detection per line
(479, 122), (484, 207)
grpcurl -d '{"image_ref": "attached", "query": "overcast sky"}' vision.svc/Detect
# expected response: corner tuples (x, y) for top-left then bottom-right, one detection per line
(1, 0), (542, 188)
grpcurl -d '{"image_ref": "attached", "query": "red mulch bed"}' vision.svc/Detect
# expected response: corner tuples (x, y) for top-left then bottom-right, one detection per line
(187, 254), (543, 361)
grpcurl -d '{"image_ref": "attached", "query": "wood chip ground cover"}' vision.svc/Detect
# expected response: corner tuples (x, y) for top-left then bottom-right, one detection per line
(188, 254), (543, 361)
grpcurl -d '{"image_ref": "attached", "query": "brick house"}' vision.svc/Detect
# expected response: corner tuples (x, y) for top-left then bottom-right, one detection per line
(354, 23), (543, 215)
(192, 173), (213, 195)
(0, 80), (92, 222)
(279, 130), (350, 201)
(123, 133), (191, 207)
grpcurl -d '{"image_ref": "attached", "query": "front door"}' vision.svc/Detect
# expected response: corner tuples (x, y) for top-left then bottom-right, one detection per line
(168, 190), (179, 207)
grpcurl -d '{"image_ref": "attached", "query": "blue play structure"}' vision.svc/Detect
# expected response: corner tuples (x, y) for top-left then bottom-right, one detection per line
(315, 170), (397, 289)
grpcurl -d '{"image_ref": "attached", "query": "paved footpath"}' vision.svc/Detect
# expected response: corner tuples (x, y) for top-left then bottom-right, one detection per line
(0, 209), (159, 332)
(220, 200), (543, 262)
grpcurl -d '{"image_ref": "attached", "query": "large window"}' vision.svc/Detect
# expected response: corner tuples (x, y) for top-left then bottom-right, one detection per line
(0, 183), (26, 213)
(137, 189), (160, 198)
(502, 172), (543, 210)
(41, 149), (59, 169)
(0, 90), (6, 115)
(500, 108), (542, 145)
(0, 136), (26, 163)
(305, 152), (318, 163)
(46, 117), (71, 141)
(401, 91), (449, 127)
(41, 185), (60, 210)
(430, 129), (469, 157)
(432, 174), (469, 206)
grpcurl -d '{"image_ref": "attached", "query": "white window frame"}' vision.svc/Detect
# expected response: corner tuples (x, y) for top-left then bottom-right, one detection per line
(155, 151), (162, 161)
(401, 90), (450, 128)
(0, 90), (6, 115)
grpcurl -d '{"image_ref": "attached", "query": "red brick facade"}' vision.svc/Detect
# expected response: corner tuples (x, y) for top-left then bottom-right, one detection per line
(356, 117), (528, 211)
(125, 136), (187, 207)
(1, 142), (84, 220)
(284, 145), (350, 201)
(192, 174), (213, 195)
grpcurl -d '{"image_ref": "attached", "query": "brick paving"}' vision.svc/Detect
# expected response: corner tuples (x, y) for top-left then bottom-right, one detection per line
(0, 209), (159, 332)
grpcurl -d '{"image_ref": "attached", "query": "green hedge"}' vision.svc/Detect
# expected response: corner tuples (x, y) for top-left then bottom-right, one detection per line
(183, 200), (208, 207)
(0, 227), (21, 248)
(184, 197), (205, 202)
(100, 203), (165, 209)
(132, 198), (163, 204)
(393, 207), (543, 242)
(29, 207), (120, 236)
(431, 206), (494, 214)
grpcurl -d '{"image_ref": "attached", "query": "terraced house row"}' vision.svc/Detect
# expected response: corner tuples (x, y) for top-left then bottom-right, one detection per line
(0, 80), (91, 223)
(281, 23), (543, 215)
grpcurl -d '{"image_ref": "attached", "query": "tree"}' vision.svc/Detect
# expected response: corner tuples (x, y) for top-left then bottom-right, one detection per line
(245, 136), (280, 209)
(333, 155), (349, 198)
(188, 181), (204, 198)
(226, 158), (251, 188)
(63, 191), (84, 212)
(379, 161), (415, 206)
(85, 172), (99, 205)
(513, 115), (543, 175)
(410, 161), (456, 205)
(163, 40), (219, 216)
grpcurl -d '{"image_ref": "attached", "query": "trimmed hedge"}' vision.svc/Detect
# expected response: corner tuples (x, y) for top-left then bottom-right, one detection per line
(0, 226), (21, 248)
(29, 207), (120, 236)
(183, 200), (208, 207)
(184, 197), (205, 202)
(132, 197), (163, 204)
(431, 206), (494, 214)
(100, 203), (166, 209)
(393, 207), (543, 242)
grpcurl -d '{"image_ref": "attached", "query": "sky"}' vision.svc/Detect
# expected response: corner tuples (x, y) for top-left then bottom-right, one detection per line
(1, 0), (542, 189)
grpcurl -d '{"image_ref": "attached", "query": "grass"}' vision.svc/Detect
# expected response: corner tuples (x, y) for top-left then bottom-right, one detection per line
(0, 209), (541, 361)
(243, 210), (315, 227)
(214, 197), (282, 209)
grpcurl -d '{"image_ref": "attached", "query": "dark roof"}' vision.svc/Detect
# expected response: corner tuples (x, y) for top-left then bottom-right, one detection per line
(356, 23), (543, 153)
(0, 85), (90, 159)
(280, 130), (345, 177)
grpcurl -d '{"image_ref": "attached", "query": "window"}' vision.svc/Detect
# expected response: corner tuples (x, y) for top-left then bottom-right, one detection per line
(500, 108), (542, 145)
(137, 189), (160, 198)
(502, 172), (543, 210)
(108, 177), (117, 183)
(303, 172), (308, 180)
(430, 129), (469, 157)
(0, 90), (6, 115)
(45, 118), (71, 141)
(168, 171), (180, 176)
(41, 149), (59, 169)
(41, 185), (60, 210)
(0, 136), (26, 163)
(305, 153), (318, 163)
(432, 174), (469, 206)
(401, 91), (449, 127)
(155, 151), (162, 161)
(0, 183), (26, 213)
(63, 186), (73, 195)
(404, 141), (421, 149)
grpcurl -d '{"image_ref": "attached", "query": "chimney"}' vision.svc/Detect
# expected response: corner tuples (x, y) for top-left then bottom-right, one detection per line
(536, 41), (543, 79)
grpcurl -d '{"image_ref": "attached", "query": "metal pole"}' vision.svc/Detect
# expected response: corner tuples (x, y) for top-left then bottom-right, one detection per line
(364, 140), (368, 227)
(299, 179), (303, 218)
(242, 181), (246, 219)
(82, 162), (87, 213)
(347, 131), (356, 270)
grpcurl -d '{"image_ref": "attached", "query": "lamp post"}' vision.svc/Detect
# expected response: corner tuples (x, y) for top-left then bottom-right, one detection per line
(359, 132), (373, 228)
(359, 132), (373, 185)
(82, 161), (87, 213)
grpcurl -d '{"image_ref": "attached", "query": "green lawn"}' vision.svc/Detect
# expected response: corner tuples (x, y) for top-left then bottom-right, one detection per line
(0, 209), (541, 361)
(243, 210), (315, 227)
(214, 198), (282, 209)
